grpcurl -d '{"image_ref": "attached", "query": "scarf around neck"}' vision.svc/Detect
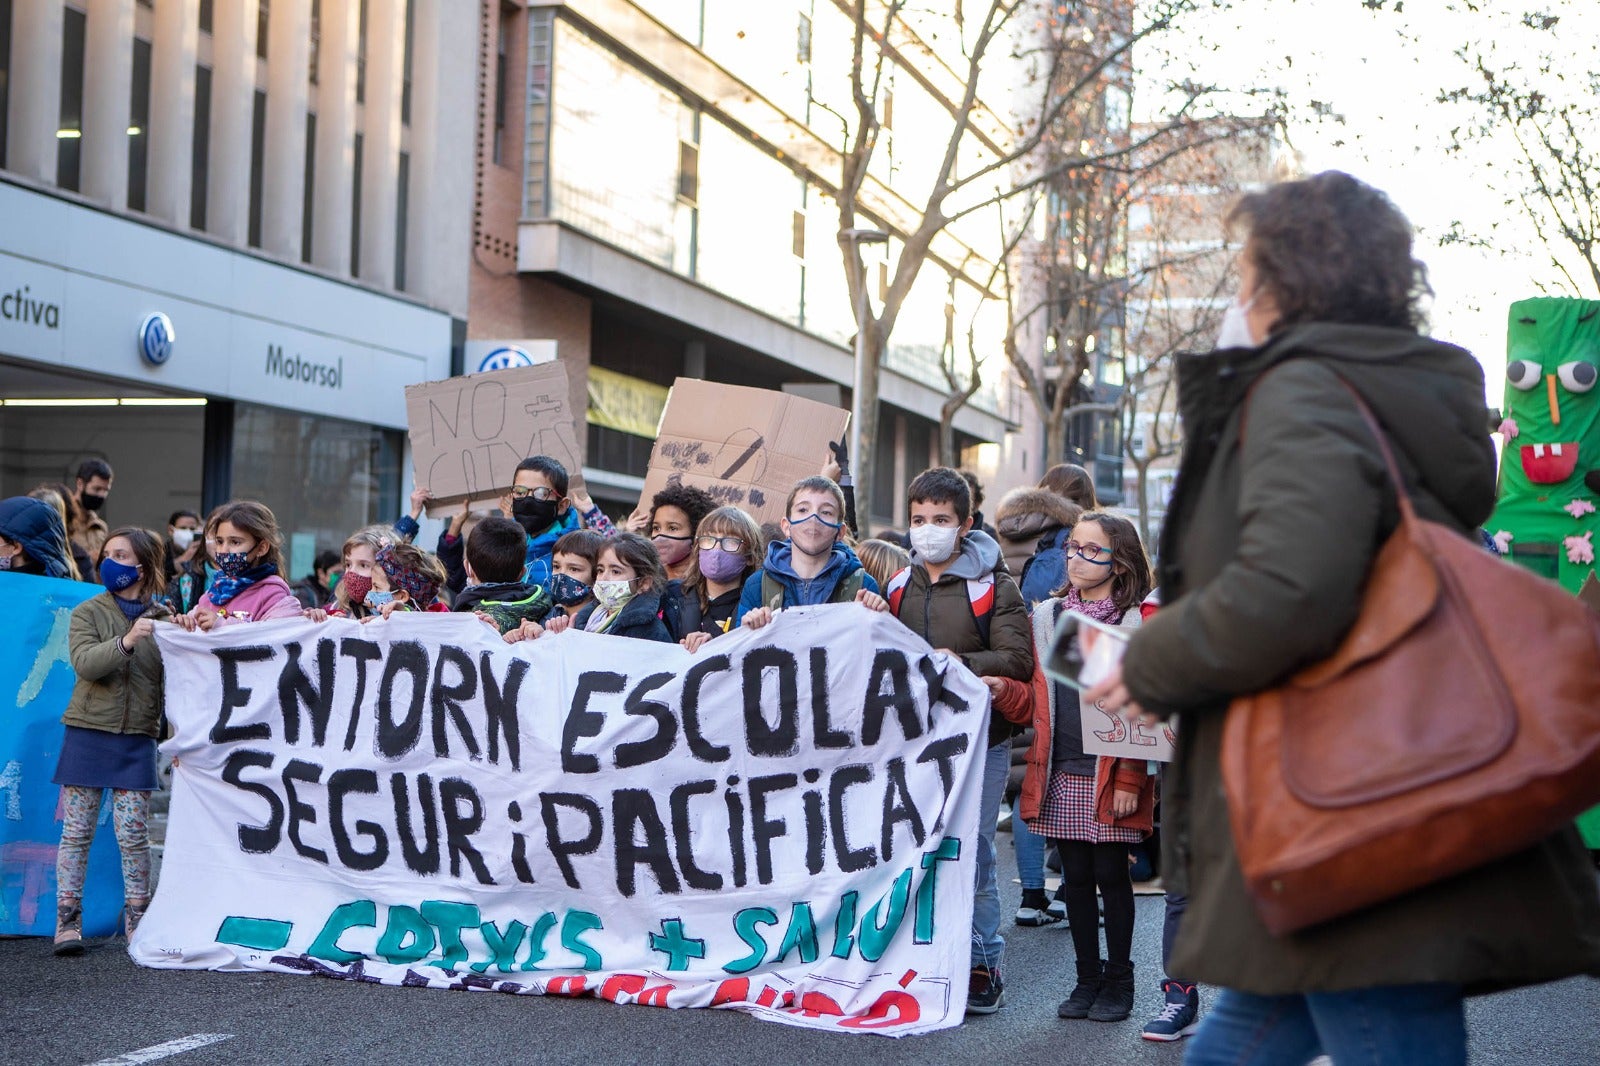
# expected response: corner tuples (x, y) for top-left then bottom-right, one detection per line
(208, 562), (279, 606)
(1063, 585), (1124, 626)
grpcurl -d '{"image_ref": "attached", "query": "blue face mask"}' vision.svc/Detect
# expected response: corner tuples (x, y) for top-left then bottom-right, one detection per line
(365, 588), (397, 609)
(101, 557), (142, 594)
(550, 572), (592, 607)
(789, 513), (842, 530)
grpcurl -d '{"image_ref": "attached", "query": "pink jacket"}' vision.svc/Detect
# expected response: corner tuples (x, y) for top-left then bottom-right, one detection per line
(192, 575), (303, 627)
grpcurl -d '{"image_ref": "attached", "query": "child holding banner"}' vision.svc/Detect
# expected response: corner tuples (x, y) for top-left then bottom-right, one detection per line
(543, 532), (673, 641)
(369, 543), (450, 614)
(993, 512), (1156, 1026)
(677, 505), (763, 651)
(735, 476), (887, 627)
(452, 516), (552, 632)
(882, 467), (1034, 1016)
(327, 524), (397, 620)
(503, 529), (603, 643)
(54, 527), (175, 953)
(176, 501), (302, 630)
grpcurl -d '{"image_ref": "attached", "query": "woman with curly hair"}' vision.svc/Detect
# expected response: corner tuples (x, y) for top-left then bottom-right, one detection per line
(1089, 171), (1600, 1064)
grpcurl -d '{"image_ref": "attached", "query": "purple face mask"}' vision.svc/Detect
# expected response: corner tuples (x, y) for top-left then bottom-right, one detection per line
(698, 547), (746, 584)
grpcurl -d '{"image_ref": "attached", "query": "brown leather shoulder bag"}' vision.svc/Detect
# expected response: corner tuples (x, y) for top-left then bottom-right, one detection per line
(1221, 385), (1600, 935)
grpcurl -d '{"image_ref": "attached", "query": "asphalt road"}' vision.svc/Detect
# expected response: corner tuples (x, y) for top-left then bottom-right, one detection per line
(4, 825), (1598, 1066)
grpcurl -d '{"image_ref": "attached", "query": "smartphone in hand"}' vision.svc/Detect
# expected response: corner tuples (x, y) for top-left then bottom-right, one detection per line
(1044, 611), (1128, 691)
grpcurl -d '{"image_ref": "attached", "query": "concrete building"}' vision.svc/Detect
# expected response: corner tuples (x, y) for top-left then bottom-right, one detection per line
(470, 0), (1019, 530)
(0, 0), (475, 568)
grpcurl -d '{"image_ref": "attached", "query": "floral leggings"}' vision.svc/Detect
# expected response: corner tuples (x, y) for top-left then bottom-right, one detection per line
(56, 786), (151, 904)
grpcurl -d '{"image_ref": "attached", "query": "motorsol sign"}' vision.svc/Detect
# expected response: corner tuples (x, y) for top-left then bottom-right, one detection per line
(266, 344), (343, 389)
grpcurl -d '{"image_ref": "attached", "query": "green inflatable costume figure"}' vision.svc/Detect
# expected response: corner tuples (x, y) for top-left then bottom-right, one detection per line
(1487, 297), (1600, 850)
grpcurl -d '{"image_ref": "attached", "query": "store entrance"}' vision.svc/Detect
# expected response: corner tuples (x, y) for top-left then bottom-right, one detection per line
(0, 359), (205, 535)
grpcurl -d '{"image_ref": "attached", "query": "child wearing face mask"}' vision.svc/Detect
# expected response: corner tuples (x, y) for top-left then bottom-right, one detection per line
(366, 542), (451, 615)
(882, 466), (1035, 1016)
(504, 529), (602, 644)
(736, 476), (888, 629)
(163, 509), (207, 613)
(52, 527), (176, 953)
(497, 456), (617, 597)
(987, 512), (1157, 1027)
(328, 525), (398, 620)
(532, 532), (672, 642)
(645, 483), (716, 642)
(676, 506), (763, 651)
(175, 501), (303, 631)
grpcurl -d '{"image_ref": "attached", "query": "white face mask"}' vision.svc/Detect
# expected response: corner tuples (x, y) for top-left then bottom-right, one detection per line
(908, 524), (961, 564)
(172, 529), (197, 551)
(593, 579), (636, 612)
(1215, 295), (1259, 349)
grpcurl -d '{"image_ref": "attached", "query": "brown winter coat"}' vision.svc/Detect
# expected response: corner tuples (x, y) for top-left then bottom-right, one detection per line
(994, 487), (1082, 579)
(889, 530), (1033, 748)
(1121, 323), (1600, 995)
(64, 592), (172, 738)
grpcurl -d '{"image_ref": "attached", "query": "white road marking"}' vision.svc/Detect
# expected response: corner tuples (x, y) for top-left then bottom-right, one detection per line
(84, 1034), (233, 1065)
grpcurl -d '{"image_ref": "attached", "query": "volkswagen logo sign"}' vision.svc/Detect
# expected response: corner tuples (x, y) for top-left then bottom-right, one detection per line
(138, 312), (175, 366)
(477, 346), (535, 372)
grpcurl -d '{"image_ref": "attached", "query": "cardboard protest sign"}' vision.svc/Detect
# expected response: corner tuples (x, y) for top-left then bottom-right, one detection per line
(1079, 692), (1175, 762)
(0, 573), (125, 937)
(404, 362), (584, 517)
(137, 607), (987, 1036)
(640, 379), (850, 525)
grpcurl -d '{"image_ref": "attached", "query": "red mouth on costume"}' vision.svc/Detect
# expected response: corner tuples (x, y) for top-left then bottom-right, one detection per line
(1520, 442), (1580, 484)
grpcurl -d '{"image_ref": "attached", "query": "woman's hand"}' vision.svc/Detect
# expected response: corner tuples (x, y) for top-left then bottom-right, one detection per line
(856, 590), (889, 612)
(681, 631), (713, 653)
(1111, 788), (1139, 820)
(409, 486), (433, 520)
(122, 618), (156, 650)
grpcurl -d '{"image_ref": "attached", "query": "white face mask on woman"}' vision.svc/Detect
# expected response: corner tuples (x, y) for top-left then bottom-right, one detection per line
(1215, 295), (1259, 349)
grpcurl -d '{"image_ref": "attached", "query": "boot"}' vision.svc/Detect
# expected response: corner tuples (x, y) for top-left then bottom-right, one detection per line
(1057, 959), (1103, 1019)
(124, 897), (149, 938)
(54, 898), (85, 957)
(1088, 960), (1136, 1022)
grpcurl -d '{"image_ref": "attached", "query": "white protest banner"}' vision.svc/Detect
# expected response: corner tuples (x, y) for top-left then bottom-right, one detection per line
(1079, 693), (1175, 762)
(135, 607), (987, 1036)
(404, 362), (584, 518)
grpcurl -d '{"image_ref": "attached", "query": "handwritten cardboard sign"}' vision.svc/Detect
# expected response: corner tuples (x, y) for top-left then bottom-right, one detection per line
(404, 362), (584, 517)
(639, 379), (850, 525)
(1079, 692), (1176, 762)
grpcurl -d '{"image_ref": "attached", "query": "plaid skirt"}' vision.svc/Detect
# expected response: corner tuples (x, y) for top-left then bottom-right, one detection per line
(1028, 768), (1143, 844)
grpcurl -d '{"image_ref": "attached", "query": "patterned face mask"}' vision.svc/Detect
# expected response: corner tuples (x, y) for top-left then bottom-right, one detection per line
(550, 572), (592, 607)
(215, 551), (251, 578)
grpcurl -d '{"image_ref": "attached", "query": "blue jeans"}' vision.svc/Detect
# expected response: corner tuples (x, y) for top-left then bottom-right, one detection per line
(971, 740), (1009, 969)
(1012, 800), (1047, 890)
(1185, 984), (1466, 1066)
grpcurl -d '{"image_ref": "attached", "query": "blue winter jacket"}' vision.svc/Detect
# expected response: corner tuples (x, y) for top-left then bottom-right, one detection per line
(734, 541), (881, 624)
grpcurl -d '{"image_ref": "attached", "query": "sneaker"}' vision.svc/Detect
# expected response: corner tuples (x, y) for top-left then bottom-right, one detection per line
(966, 965), (1005, 1014)
(1141, 980), (1200, 1042)
(1015, 890), (1061, 927)
(1046, 898), (1068, 922)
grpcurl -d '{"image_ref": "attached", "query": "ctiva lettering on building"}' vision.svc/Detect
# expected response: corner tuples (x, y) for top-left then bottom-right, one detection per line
(266, 344), (343, 389)
(1, 285), (61, 329)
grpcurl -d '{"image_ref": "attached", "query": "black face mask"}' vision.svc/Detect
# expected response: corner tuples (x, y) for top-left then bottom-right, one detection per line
(512, 497), (560, 535)
(80, 492), (107, 513)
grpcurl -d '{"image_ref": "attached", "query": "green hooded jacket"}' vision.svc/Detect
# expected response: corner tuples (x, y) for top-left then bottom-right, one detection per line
(64, 592), (171, 738)
(1122, 322), (1600, 995)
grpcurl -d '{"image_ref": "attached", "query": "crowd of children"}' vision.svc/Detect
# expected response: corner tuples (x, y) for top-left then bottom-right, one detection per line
(5, 452), (1188, 1039)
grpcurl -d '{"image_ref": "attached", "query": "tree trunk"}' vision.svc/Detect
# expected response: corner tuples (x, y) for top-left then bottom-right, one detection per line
(1044, 417), (1066, 475)
(1133, 454), (1153, 547)
(853, 327), (884, 536)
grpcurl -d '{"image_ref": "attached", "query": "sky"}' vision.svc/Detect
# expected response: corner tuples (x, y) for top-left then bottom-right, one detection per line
(1136, 0), (1598, 403)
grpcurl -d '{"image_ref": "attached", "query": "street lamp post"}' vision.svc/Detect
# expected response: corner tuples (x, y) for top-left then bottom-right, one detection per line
(839, 227), (890, 503)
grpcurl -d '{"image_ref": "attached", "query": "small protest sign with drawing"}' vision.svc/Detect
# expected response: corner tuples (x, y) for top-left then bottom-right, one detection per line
(639, 379), (850, 525)
(404, 362), (584, 517)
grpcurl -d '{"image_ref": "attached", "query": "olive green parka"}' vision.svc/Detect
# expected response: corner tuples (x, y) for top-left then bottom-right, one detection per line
(64, 592), (171, 738)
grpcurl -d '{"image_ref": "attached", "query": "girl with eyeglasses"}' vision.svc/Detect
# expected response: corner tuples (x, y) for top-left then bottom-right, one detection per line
(991, 511), (1156, 1025)
(677, 506), (764, 652)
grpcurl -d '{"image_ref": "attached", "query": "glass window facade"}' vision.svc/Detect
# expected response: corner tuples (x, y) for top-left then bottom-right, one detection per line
(57, 6), (86, 192)
(229, 403), (402, 569)
(128, 37), (152, 212)
(190, 64), (211, 229)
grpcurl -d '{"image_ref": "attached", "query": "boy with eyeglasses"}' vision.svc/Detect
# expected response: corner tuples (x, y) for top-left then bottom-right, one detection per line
(495, 456), (615, 593)
(737, 475), (888, 628)
(883, 466), (1034, 1015)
